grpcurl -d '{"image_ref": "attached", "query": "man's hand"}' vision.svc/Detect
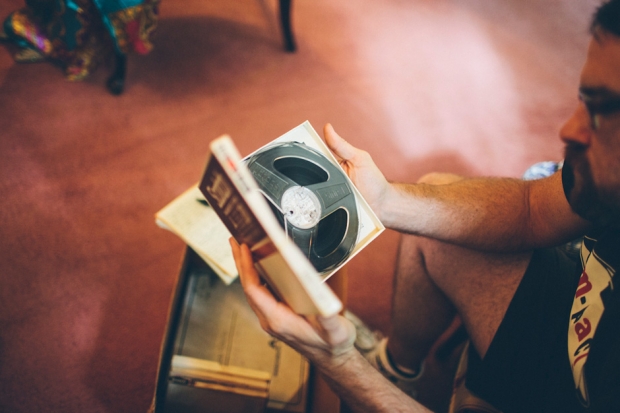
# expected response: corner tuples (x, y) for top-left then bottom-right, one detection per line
(324, 124), (391, 222)
(229, 238), (357, 363)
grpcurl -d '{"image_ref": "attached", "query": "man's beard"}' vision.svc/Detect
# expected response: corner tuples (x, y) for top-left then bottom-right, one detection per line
(563, 144), (620, 228)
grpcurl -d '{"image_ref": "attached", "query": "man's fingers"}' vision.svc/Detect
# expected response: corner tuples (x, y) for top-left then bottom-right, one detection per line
(228, 240), (355, 356)
(229, 238), (261, 289)
(319, 315), (356, 341)
(229, 238), (281, 313)
(324, 123), (356, 161)
(229, 237), (241, 271)
(308, 315), (357, 354)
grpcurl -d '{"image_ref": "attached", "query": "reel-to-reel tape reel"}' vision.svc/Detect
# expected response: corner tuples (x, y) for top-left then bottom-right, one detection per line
(245, 142), (359, 274)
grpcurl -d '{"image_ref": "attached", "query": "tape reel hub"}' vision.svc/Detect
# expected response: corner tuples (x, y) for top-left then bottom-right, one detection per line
(281, 186), (322, 229)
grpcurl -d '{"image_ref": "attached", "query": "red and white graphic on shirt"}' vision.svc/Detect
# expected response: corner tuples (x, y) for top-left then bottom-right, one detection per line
(568, 246), (615, 406)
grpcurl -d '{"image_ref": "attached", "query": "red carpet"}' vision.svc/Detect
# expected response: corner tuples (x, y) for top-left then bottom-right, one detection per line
(0, 0), (597, 411)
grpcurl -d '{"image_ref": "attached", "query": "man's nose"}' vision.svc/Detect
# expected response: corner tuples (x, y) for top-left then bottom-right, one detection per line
(560, 104), (592, 147)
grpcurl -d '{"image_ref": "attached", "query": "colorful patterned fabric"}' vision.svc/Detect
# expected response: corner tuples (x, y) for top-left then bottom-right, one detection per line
(2, 0), (159, 80)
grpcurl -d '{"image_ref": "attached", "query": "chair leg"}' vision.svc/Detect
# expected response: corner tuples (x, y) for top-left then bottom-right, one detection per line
(106, 52), (126, 95)
(278, 0), (296, 52)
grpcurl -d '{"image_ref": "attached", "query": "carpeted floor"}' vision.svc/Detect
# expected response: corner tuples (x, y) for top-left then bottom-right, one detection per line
(0, 0), (597, 412)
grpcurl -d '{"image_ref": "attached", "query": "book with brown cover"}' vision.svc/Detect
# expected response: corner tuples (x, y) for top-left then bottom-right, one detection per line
(199, 133), (344, 316)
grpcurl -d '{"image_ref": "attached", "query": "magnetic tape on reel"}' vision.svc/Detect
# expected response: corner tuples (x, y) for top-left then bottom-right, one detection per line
(245, 142), (359, 275)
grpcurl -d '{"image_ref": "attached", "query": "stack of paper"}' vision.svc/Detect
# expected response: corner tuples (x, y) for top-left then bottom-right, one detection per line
(156, 186), (238, 284)
(169, 267), (310, 413)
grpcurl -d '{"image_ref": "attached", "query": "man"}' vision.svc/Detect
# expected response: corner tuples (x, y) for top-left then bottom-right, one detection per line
(230, 1), (620, 411)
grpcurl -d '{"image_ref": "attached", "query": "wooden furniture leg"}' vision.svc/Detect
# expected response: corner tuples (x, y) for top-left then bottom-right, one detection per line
(278, 0), (296, 52)
(107, 52), (127, 95)
(108, 2), (295, 94)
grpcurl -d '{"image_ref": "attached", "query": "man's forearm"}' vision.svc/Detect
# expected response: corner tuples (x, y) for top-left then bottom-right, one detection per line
(377, 172), (588, 252)
(311, 349), (433, 413)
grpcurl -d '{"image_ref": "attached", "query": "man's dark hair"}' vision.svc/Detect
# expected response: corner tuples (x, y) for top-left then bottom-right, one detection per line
(591, 0), (620, 37)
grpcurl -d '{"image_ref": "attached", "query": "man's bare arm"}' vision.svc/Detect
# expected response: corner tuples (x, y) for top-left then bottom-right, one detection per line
(324, 125), (589, 251)
(230, 240), (433, 413)
(379, 171), (590, 251)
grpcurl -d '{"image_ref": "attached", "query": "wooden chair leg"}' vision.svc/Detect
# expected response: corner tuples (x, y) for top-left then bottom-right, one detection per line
(106, 52), (126, 95)
(278, 0), (296, 52)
